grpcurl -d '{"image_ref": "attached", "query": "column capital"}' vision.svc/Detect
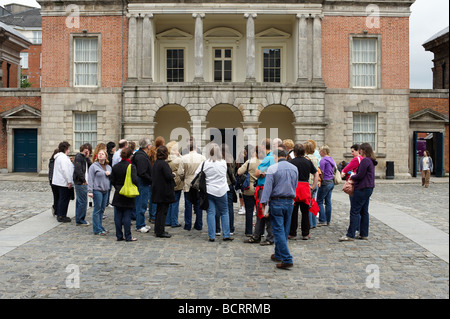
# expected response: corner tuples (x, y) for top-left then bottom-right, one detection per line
(142, 13), (154, 19)
(126, 13), (139, 19)
(192, 13), (205, 19)
(244, 13), (257, 19)
(313, 13), (324, 20)
(296, 13), (308, 19)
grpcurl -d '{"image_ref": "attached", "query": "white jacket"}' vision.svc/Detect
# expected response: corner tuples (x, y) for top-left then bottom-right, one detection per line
(51, 152), (74, 187)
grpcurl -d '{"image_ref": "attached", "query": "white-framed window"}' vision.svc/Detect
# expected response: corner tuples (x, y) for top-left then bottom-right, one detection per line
(353, 113), (377, 150)
(74, 38), (99, 87)
(31, 31), (42, 44)
(213, 48), (232, 82)
(263, 48), (281, 83)
(166, 48), (185, 82)
(74, 112), (97, 150)
(351, 38), (378, 88)
(20, 52), (28, 69)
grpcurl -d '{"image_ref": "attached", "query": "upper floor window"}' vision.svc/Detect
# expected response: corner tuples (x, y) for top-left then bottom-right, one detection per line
(352, 38), (377, 88)
(31, 31), (42, 44)
(166, 49), (184, 82)
(20, 52), (28, 69)
(74, 38), (98, 87)
(263, 48), (281, 83)
(214, 48), (232, 82)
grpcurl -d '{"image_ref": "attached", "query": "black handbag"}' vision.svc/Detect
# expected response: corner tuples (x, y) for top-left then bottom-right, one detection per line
(235, 161), (250, 191)
(188, 162), (209, 210)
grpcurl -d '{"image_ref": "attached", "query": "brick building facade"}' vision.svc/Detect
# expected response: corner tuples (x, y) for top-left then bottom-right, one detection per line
(5, 0), (447, 179)
(30, 0), (416, 179)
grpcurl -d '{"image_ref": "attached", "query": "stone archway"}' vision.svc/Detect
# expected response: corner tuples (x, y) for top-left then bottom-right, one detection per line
(258, 104), (295, 142)
(154, 104), (191, 147)
(206, 104), (243, 159)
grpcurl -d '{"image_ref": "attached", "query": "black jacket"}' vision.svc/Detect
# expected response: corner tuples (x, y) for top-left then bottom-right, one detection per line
(151, 159), (176, 204)
(73, 153), (92, 185)
(110, 160), (138, 209)
(131, 149), (152, 185)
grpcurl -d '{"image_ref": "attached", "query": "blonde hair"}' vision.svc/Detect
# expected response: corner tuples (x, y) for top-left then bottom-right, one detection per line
(319, 145), (330, 156)
(166, 141), (179, 156)
(93, 143), (107, 161)
(95, 149), (109, 164)
(283, 139), (295, 149)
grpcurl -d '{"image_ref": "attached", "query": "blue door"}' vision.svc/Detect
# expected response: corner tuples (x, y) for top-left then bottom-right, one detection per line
(14, 129), (37, 172)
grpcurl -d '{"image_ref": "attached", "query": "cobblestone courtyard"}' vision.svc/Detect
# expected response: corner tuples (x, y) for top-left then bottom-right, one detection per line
(0, 175), (448, 299)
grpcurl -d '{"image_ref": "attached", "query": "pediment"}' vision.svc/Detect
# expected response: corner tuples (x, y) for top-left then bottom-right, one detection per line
(256, 28), (290, 39)
(410, 108), (449, 123)
(156, 28), (193, 40)
(204, 27), (242, 41)
(0, 104), (41, 119)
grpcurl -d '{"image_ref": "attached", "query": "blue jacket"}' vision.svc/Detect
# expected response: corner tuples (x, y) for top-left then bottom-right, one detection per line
(418, 156), (433, 172)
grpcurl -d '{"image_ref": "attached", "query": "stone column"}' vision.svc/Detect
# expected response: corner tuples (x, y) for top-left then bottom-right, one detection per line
(244, 13), (257, 82)
(193, 13), (205, 82)
(127, 14), (138, 79)
(312, 14), (324, 83)
(142, 14), (154, 81)
(189, 118), (209, 152)
(296, 14), (309, 83)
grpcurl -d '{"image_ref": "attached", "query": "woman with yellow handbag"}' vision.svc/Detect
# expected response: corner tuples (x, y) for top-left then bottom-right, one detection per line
(110, 147), (138, 242)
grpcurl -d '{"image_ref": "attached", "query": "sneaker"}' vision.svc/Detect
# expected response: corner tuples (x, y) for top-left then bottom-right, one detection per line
(144, 225), (151, 230)
(356, 235), (368, 240)
(317, 222), (328, 227)
(238, 207), (245, 215)
(338, 236), (354, 242)
(76, 221), (90, 226)
(137, 227), (149, 233)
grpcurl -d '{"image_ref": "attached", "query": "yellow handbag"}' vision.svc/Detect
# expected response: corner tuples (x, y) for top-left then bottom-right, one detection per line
(119, 164), (139, 198)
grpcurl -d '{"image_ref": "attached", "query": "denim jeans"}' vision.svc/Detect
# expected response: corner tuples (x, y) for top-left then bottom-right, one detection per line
(346, 187), (373, 238)
(309, 185), (318, 228)
(269, 198), (294, 264)
(92, 190), (108, 234)
(206, 193), (230, 240)
(243, 194), (256, 236)
(349, 194), (360, 232)
(166, 190), (182, 226)
(216, 188), (234, 233)
(114, 207), (132, 241)
(75, 184), (88, 224)
(184, 192), (203, 231)
(317, 181), (334, 224)
(135, 177), (150, 230)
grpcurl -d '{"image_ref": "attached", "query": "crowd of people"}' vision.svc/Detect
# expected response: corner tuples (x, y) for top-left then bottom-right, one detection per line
(48, 136), (378, 269)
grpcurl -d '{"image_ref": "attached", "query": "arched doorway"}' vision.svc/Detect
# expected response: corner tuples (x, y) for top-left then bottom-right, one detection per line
(206, 104), (243, 159)
(259, 104), (295, 142)
(154, 104), (191, 151)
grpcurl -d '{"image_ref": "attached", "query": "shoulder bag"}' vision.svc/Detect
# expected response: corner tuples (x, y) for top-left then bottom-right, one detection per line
(119, 164), (140, 198)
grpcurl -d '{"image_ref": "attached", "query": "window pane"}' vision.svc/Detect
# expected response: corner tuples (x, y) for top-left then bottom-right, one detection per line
(225, 49), (231, 58)
(263, 48), (281, 83)
(215, 49), (222, 58)
(166, 49), (184, 82)
(224, 61), (232, 71)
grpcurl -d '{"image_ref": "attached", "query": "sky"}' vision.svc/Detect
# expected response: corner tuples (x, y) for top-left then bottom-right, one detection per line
(1, 0), (449, 89)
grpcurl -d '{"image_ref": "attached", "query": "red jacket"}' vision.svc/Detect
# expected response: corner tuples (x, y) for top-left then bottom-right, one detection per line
(294, 182), (319, 216)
